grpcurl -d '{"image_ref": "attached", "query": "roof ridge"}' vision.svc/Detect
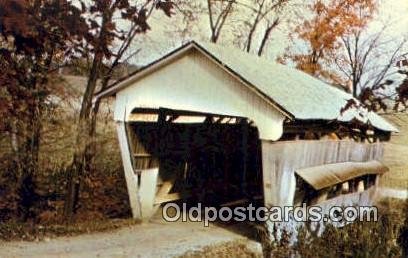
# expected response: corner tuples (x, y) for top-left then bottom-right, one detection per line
(93, 40), (397, 132)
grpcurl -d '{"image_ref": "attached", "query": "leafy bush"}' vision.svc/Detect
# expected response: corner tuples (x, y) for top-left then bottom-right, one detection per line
(0, 105), (131, 226)
(262, 199), (407, 258)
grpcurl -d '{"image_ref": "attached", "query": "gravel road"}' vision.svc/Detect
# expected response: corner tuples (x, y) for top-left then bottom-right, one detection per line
(0, 217), (260, 258)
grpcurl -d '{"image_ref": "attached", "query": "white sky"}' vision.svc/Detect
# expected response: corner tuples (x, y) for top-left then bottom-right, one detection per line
(368, 0), (408, 41)
(127, 0), (408, 65)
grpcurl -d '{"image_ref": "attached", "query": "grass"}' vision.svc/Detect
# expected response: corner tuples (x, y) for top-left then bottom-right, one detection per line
(178, 199), (407, 258)
(0, 75), (406, 252)
(381, 143), (408, 189)
(0, 218), (140, 242)
(178, 240), (261, 258)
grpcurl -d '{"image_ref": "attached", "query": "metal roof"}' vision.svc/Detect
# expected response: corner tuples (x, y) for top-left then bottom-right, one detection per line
(295, 160), (389, 190)
(95, 41), (398, 132)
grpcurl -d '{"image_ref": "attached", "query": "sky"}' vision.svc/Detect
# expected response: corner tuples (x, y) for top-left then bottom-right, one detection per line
(126, 0), (408, 66)
(368, 0), (408, 44)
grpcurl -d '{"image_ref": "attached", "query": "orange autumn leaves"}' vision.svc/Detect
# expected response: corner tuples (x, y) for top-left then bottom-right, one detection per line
(282, 0), (377, 83)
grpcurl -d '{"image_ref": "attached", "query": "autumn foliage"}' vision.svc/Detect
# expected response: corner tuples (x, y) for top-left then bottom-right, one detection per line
(0, 0), (175, 223)
(0, 1), (407, 250)
(282, 0), (377, 82)
(0, 0), (89, 221)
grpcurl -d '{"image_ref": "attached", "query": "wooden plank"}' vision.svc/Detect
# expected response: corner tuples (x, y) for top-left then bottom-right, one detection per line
(220, 195), (263, 207)
(133, 153), (152, 158)
(154, 192), (191, 205)
(261, 140), (386, 207)
(138, 168), (159, 219)
(116, 122), (141, 219)
(241, 121), (249, 194)
(221, 199), (249, 207)
(156, 179), (176, 199)
(127, 123), (159, 170)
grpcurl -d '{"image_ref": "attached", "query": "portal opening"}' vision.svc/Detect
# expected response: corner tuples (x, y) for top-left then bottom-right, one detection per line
(126, 108), (264, 210)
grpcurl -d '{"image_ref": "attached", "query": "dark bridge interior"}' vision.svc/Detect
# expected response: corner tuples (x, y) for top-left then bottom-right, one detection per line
(126, 108), (264, 207)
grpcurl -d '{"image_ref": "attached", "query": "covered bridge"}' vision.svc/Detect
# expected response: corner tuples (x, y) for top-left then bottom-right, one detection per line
(95, 41), (397, 220)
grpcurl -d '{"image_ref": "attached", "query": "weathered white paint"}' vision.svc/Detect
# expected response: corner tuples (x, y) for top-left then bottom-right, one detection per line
(317, 185), (378, 210)
(261, 140), (385, 207)
(265, 184), (381, 240)
(98, 41), (397, 132)
(295, 160), (388, 190)
(261, 140), (296, 207)
(261, 139), (388, 242)
(116, 122), (160, 220)
(113, 49), (285, 140)
(138, 168), (159, 220)
(264, 179), (383, 243)
(113, 47), (286, 220)
(116, 122), (141, 219)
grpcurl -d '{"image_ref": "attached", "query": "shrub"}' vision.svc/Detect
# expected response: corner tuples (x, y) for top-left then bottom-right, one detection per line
(262, 199), (406, 258)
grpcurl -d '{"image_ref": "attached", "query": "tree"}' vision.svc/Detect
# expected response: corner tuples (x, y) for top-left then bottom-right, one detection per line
(0, 0), (87, 220)
(281, 0), (377, 81)
(239, 0), (288, 56)
(281, 0), (408, 116)
(175, 0), (289, 57)
(206, 0), (236, 43)
(335, 26), (406, 111)
(279, 0), (408, 111)
(63, 0), (175, 220)
(394, 68), (408, 111)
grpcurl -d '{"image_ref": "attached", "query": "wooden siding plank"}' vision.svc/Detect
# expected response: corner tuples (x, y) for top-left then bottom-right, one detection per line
(261, 140), (385, 207)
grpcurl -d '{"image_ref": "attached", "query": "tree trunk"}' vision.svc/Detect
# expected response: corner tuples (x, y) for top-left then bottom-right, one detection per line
(15, 103), (41, 221)
(63, 103), (96, 220)
(63, 52), (104, 220)
(87, 95), (102, 172)
(352, 78), (358, 98)
(86, 77), (111, 172)
(257, 19), (279, 57)
(63, 6), (114, 219)
(245, 11), (262, 53)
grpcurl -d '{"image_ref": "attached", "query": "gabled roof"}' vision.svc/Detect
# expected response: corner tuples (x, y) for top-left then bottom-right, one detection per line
(95, 41), (397, 132)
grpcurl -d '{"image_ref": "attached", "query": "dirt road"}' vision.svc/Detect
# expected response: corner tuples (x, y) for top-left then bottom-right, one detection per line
(0, 218), (260, 258)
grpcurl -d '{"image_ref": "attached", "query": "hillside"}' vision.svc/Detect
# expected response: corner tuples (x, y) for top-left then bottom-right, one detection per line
(380, 113), (408, 190)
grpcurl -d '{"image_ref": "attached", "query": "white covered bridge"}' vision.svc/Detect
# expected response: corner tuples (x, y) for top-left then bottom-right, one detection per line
(94, 41), (397, 221)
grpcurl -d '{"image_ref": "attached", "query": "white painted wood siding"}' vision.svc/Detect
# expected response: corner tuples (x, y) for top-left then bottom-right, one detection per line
(114, 49), (285, 140)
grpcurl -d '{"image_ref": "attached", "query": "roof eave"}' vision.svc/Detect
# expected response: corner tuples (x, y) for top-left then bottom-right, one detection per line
(191, 42), (294, 120)
(93, 42), (196, 102)
(93, 41), (295, 120)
